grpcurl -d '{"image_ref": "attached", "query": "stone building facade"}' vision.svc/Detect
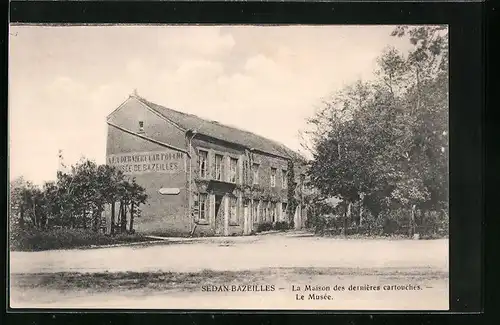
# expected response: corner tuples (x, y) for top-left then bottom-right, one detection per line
(106, 93), (308, 236)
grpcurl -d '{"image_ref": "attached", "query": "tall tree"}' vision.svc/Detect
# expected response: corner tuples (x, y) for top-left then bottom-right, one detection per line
(306, 25), (448, 234)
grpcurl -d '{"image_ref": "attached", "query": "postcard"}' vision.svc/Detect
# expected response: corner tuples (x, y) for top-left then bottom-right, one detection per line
(8, 24), (449, 310)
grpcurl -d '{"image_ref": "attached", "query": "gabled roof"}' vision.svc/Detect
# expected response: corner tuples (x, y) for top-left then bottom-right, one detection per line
(132, 95), (306, 162)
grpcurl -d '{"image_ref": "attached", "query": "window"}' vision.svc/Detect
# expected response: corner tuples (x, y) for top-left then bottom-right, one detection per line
(229, 197), (238, 224)
(252, 201), (259, 222)
(199, 150), (208, 178)
(252, 163), (260, 185)
(229, 157), (238, 183)
(282, 202), (288, 218)
(243, 162), (249, 184)
(282, 170), (288, 188)
(199, 193), (208, 221)
(271, 168), (277, 187)
(263, 201), (269, 222)
(271, 202), (277, 222)
(138, 121), (144, 132)
(214, 154), (224, 181)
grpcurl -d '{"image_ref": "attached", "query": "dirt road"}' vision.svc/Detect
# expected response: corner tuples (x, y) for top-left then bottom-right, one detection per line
(10, 232), (448, 273)
(9, 232), (449, 310)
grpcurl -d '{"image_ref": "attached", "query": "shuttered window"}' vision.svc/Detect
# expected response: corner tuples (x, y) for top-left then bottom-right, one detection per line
(199, 150), (208, 178)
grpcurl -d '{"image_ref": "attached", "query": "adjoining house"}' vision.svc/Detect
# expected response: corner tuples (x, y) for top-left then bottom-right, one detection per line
(105, 92), (309, 237)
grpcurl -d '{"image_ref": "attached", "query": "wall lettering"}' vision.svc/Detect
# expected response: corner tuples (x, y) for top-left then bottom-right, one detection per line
(107, 150), (184, 175)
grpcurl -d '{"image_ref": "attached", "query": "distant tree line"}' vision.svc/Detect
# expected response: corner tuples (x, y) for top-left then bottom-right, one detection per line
(303, 26), (449, 237)
(9, 157), (148, 235)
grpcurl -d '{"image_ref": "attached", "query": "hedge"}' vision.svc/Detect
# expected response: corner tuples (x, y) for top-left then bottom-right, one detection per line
(10, 228), (151, 251)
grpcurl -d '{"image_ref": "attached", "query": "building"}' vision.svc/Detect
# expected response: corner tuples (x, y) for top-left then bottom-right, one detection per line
(105, 93), (308, 236)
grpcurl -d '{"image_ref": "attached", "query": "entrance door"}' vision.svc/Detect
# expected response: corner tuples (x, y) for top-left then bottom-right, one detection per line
(214, 195), (224, 235)
(243, 200), (250, 234)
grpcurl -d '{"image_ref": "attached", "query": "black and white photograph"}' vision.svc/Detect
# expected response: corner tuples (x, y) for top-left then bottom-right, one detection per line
(8, 24), (449, 310)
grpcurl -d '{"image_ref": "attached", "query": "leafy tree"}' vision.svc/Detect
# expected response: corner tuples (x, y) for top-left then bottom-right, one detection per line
(286, 160), (297, 227)
(305, 25), (448, 236)
(10, 157), (148, 235)
(9, 177), (38, 230)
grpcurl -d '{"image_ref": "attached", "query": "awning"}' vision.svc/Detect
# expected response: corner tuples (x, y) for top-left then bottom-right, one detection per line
(207, 180), (237, 195)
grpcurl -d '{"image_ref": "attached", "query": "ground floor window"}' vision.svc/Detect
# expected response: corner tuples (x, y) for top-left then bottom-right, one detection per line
(282, 202), (288, 221)
(199, 193), (208, 221)
(263, 201), (269, 222)
(271, 202), (277, 222)
(252, 200), (258, 223)
(229, 196), (238, 224)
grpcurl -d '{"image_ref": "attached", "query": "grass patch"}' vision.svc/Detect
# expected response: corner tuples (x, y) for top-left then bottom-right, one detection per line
(10, 267), (448, 293)
(146, 230), (191, 238)
(10, 228), (152, 252)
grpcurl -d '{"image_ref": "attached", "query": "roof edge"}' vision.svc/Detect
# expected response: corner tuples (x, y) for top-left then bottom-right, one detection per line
(125, 95), (307, 162)
(132, 95), (187, 132)
(106, 96), (134, 120)
(107, 121), (190, 156)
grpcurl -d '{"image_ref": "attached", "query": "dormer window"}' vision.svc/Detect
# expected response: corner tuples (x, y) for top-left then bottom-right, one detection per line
(138, 121), (144, 133)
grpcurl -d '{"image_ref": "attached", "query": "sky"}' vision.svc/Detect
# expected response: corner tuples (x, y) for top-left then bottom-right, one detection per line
(9, 25), (413, 185)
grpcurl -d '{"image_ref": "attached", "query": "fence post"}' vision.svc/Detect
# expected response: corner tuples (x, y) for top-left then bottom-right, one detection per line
(110, 201), (115, 235)
(344, 202), (352, 237)
(359, 204), (363, 228)
(410, 205), (416, 238)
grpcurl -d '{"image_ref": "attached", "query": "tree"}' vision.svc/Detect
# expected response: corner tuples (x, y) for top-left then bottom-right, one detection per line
(127, 179), (148, 233)
(9, 177), (37, 230)
(10, 156), (148, 235)
(305, 25), (448, 236)
(286, 160), (297, 227)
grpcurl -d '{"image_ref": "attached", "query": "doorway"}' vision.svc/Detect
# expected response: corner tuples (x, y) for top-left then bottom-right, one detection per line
(214, 195), (224, 235)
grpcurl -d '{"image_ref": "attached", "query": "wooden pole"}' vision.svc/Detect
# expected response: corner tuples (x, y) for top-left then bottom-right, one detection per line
(120, 201), (127, 233)
(129, 202), (135, 233)
(110, 202), (115, 235)
(19, 204), (24, 229)
(410, 204), (416, 238)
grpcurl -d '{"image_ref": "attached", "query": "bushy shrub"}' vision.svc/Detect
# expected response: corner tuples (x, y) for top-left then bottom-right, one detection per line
(256, 222), (273, 232)
(308, 214), (343, 234)
(417, 210), (449, 238)
(303, 203), (448, 239)
(149, 230), (191, 238)
(10, 228), (149, 251)
(378, 209), (411, 235)
(273, 221), (290, 231)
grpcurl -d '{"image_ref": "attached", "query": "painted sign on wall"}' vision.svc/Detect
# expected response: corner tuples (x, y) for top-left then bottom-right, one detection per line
(107, 150), (184, 174)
